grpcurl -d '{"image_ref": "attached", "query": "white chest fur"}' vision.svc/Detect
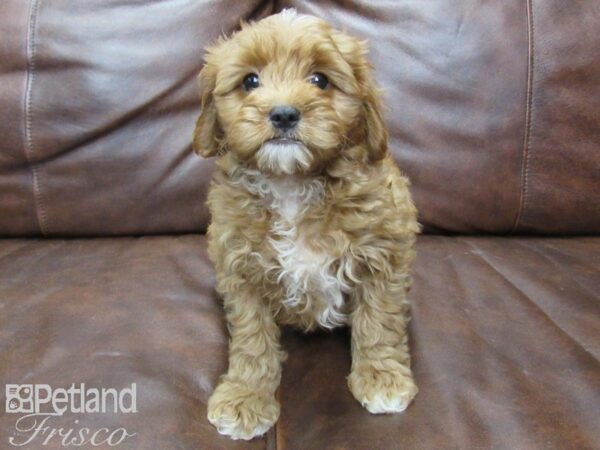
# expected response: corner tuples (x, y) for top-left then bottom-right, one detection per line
(232, 169), (349, 329)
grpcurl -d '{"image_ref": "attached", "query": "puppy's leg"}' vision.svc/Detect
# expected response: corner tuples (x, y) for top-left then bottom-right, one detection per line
(207, 288), (284, 440)
(348, 275), (418, 414)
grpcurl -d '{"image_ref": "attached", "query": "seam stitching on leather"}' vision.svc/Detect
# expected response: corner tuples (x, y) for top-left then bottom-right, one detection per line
(512, 0), (534, 233)
(24, 0), (47, 236)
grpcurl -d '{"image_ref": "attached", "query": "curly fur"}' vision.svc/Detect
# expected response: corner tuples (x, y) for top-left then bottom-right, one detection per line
(194, 9), (420, 440)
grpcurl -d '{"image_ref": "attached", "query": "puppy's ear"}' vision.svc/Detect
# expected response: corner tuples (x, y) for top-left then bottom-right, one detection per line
(361, 79), (388, 161)
(331, 31), (388, 161)
(193, 63), (221, 158)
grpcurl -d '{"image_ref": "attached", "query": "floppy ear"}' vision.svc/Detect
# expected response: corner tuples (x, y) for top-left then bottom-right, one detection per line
(331, 31), (388, 161)
(192, 63), (221, 158)
(361, 79), (388, 161)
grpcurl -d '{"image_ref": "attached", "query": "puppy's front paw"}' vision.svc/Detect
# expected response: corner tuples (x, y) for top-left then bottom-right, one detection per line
(207, 380), (279, 440)
(348, 367), (418, 414)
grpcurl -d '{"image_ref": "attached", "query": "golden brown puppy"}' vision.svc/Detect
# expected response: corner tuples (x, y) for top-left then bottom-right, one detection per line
(194, 9), (419, 440)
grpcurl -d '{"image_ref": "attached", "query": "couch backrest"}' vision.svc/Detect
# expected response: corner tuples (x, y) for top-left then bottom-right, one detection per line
(1, 0), (598, 236)
(0, 0), (273, 237)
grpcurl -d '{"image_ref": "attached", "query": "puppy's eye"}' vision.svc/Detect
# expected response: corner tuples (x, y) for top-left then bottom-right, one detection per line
(242, 73), (260, 91)
(308, 72), (329, 90)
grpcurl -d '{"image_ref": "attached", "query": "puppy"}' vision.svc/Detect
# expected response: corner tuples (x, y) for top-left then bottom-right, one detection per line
(194, 9), (419, 440)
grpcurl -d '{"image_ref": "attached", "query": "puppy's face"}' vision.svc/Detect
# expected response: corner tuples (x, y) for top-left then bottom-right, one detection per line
(193, 10), (387, 175)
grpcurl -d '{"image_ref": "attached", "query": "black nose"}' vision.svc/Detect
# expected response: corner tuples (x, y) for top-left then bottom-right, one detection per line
(269, 105), (300, 131)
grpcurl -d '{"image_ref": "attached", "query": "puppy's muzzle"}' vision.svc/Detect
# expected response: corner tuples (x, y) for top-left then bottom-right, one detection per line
(269, 105), (300, 131)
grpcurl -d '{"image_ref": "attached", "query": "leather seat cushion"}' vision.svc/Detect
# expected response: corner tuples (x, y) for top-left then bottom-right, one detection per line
(0, 235), (598, 448)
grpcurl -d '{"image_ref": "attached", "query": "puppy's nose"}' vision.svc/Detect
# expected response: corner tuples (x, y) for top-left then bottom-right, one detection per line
(269, 105), (300, 131)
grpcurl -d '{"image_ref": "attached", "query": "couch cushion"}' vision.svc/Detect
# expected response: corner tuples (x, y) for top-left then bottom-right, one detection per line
(0, 0), (273, 237)
(2, 1), (598, 237)
(0, 235), (268, 449)
(1, 236), (598, 448)
(283, 0), (600, 234)
(0, 0), (40, 236)
(278, 236), (600, 449)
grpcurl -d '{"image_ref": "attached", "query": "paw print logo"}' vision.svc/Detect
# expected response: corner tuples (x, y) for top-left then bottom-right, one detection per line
(5, 385), (34, 413)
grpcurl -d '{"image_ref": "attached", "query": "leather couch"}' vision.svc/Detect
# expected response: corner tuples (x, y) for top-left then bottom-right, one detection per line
(1, 1), (598, 449)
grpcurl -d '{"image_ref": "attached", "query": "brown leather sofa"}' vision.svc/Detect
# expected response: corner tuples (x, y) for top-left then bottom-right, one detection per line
(1, 1), (599, 449)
